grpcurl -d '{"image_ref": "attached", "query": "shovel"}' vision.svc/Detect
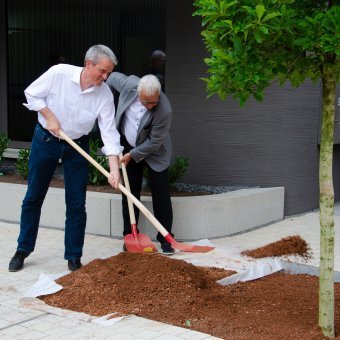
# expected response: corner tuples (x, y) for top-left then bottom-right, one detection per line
(120, 157), (158, 253)
(59, 130), (214, 253)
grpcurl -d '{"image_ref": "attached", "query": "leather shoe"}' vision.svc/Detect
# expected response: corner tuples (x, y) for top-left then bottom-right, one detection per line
(9, 250), (29, 272)
(161, 242), (175, 254)
(68, 259), (82, 272)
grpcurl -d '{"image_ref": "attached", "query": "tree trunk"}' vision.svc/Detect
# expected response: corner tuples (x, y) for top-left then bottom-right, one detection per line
(318, 62), (336, 338)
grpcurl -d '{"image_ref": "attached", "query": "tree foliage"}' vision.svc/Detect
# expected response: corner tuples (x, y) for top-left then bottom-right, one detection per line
(194, 0), (339, 105)
(194, 0), (339, 337)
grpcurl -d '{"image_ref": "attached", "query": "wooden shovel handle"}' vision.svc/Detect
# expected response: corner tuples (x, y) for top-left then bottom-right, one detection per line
(59, 130), (168, 237)
(120, 157), (136, 225)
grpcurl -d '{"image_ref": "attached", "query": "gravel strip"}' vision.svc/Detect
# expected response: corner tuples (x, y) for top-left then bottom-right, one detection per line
(1, 164), (259, 193)
(173, 183), (259, 194)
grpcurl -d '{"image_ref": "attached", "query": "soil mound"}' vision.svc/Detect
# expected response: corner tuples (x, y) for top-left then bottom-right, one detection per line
(39, 252), (340, 339)
(241, 235), (312, 260)
(41, 253), (234, 318)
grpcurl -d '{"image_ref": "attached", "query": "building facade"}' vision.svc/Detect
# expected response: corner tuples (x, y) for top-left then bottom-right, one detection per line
(0, 0), (339, 215)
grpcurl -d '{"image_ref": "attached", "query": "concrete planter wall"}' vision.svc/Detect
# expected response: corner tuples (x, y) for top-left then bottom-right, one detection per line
(0, 182), (284, 241)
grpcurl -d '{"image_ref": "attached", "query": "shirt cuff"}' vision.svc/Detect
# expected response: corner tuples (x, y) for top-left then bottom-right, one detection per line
(23, 100), (47, 112)
(101, 145), (124, 156)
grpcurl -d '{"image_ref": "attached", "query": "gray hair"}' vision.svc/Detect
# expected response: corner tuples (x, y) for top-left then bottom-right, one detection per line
(137, 75), (161, 95)
(84, 44), (118, 66)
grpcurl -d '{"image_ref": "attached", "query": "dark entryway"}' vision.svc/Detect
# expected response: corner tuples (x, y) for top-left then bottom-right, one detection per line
(6, 0), (166, 142)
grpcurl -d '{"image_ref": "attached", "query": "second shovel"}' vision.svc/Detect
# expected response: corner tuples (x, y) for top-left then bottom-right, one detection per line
(121, 159), (158, 253)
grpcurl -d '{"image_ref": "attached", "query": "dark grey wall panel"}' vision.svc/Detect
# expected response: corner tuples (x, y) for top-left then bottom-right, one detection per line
(0, 0), (8, 133)
(165, 0), (340, 215)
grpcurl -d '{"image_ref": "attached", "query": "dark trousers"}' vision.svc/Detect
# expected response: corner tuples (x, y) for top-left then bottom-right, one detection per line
(121, 136), (173, 244)
(17, 123), (89, 260)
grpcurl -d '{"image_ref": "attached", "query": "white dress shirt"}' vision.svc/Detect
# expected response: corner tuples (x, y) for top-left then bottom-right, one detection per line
(122, 96), (147, 147)
(23, 64), (123, 156)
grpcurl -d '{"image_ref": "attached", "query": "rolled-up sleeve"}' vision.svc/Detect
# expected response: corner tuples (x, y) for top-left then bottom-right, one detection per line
(98, 97), (123, 156)
(23, 66), (56, 111)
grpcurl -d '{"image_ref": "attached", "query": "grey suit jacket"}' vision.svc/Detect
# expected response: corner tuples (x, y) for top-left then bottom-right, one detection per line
(106, 72), (172, 172)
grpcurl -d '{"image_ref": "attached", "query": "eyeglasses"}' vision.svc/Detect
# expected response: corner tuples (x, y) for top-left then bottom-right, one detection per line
(141, 100), (159, 105)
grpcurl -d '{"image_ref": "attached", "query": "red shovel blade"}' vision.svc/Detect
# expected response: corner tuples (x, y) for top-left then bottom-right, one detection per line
(171, 240), (214, 253)
(165, 234), (214, 253)
(124, 224), (158, 253)
(124, 233), (158, 253)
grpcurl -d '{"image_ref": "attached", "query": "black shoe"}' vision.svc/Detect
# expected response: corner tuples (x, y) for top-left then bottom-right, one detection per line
(68, 259), (82, 272)
(161, 242), (175, 254)
(9, 250), (29, 272)
(123, 243), (127, 252)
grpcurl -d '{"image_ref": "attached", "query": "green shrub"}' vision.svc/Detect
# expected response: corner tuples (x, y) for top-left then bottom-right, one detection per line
(0, 133), (10, 176)
(143, 156), (189, 191)
(168, 156), (189, 190)
(88, 139), (108, 186)
(16, 148), (30, 179)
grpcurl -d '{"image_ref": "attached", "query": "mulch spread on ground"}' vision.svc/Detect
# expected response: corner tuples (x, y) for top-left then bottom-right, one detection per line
(0, 172), (209, 196)
(40, 250), (340, 339)
(241, 235), (313, 260)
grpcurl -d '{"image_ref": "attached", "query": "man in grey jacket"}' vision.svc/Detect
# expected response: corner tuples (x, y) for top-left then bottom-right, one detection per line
(106, 72), (174, 253)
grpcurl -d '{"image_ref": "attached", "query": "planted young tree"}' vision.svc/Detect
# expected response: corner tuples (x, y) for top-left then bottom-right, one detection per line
(193, 0), (339, 337)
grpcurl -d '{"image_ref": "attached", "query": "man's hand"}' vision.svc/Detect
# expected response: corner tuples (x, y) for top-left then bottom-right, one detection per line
(121, 152), (132, 166)
(107, 155), (121, 189)
(40, 107), (61, 136)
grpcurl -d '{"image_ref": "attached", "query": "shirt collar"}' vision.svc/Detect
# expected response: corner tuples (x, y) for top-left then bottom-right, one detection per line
(71, 67), (83, 85)
(71, 67), (96, 93)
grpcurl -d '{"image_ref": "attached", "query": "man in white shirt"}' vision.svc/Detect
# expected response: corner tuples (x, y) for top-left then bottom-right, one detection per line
(106, 72), (174, 253)
(8, 45), (122, 272)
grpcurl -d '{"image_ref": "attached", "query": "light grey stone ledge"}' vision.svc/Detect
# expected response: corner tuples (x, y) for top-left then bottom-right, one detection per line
(0, 183), (284, 241)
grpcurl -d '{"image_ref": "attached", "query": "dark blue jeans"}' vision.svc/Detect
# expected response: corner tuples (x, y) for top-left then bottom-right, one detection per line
(17, 123), (89, 260)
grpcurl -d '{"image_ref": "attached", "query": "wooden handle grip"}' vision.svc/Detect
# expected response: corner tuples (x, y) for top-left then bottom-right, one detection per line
(120, 158), (136, 225)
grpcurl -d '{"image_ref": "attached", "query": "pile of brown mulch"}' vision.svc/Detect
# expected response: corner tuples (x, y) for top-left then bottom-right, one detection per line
(41, 253), (234, 318)
(241, 235), (312, 260)
(40, 252), (340, 339)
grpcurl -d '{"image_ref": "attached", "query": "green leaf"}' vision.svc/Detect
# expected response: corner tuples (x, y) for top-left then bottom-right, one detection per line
(242, 6), (255, 16)
(239, 93), (249, 107)
(256, 5), (265, 21)
(223, 53), (234, 64)
(244, 30), (249, 41)
(253, 92), (264, 101)
(234, 37), (242, 51)
(223, 20), (233, 27)
(258, 25), (269, 35)
(199, 77), (209, 83)
(280, 4), (286, 14)
(253, 30), (262, 43)
(262, 12), (280, 22)
(221, 0), (238, 12)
